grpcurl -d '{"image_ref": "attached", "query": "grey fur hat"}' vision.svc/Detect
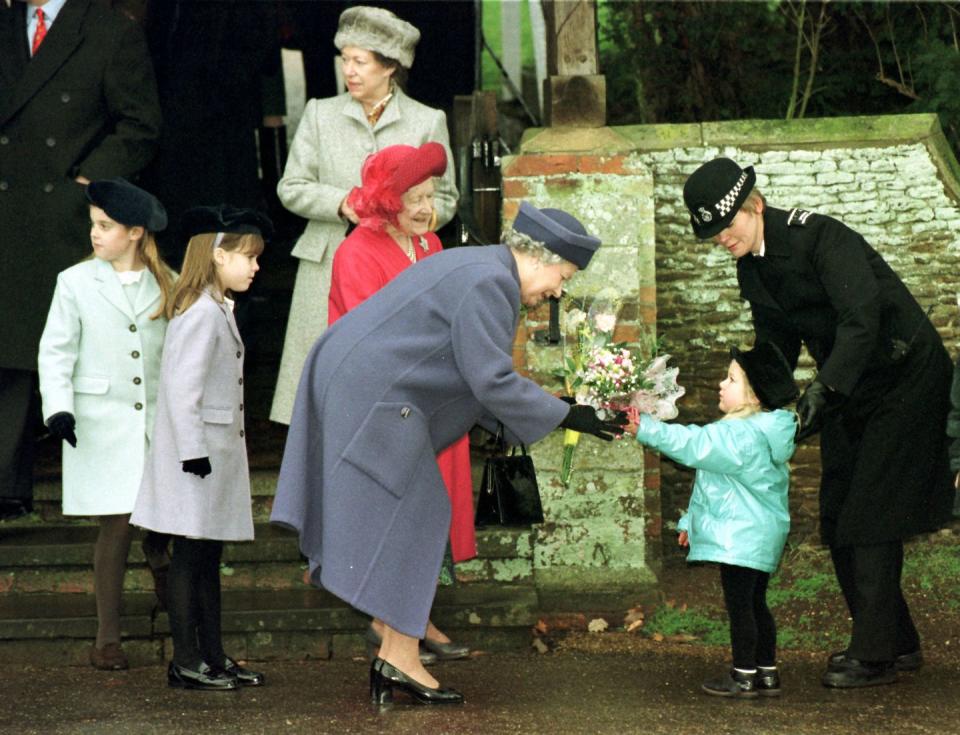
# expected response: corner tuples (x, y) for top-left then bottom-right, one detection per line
(334, 6), (420, 69)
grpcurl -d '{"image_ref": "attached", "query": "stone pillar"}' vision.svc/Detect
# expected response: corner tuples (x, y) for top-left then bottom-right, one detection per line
(501, 128), (660, 608)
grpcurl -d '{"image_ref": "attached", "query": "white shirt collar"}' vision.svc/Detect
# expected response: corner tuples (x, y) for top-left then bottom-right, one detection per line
(116, 269), (144, 285)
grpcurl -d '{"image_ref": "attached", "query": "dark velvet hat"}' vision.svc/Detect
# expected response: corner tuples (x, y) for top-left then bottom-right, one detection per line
(511, 201), (601, 269)
(683, 157), (756, 240)
(181, 205), (274, 241)
(86, 178), (167, 231)
(730, 342), (798, 410)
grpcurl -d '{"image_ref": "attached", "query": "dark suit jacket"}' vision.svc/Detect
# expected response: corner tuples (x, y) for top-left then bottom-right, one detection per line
(0, 0), (161, 371)
(738, 207), (952, 545)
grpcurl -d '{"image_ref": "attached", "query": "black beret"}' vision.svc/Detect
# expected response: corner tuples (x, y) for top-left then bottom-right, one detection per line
(86, 178), (167, 231)
(730, 342), (798, 410)
(181, 205), (274, 242)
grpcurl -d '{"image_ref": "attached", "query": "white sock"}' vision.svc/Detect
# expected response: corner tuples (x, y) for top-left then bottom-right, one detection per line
(734, 667), (757, 674)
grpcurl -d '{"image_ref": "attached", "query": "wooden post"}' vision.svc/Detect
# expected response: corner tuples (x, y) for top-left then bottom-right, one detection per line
(541, 0), (606, 127)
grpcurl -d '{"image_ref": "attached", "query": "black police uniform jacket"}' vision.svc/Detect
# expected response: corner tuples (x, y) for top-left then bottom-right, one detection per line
(0, 0), (161, 371)
(737, 206), (953, 546)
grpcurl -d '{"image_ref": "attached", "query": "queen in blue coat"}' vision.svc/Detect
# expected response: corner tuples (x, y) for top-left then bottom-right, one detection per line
(272, 202), (626, 705)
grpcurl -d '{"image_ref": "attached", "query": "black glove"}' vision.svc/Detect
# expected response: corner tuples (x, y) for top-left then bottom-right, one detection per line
(795, 380), (836, 442)
(559, 396), (577, 405)
(182, 457), (212, 478)
(559, 404), (628, 441)
(46, 412), (77, 448)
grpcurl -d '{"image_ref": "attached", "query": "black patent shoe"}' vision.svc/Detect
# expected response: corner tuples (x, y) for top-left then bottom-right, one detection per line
(364, 625), (437, 665)
(701, 668), (758, 698)
(221, 656), (265, 686)
(167, 662), (239, 691)
(828, 649), (922, 673)
(755, 666), (781, 697)
(822, 658), (897, 688)
(421, 637), (471, 661)
(369, 657), (464, 705)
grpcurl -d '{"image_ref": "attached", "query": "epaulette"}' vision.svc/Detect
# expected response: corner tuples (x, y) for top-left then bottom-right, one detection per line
(786, 208), (813, 226)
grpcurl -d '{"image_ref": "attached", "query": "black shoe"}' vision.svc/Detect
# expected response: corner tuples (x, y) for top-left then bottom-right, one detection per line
(701, 668), (758, 699)
(0, 499), (30, 521)
(369, 657), (464, 705)
(756, 666), (781, 697)
(822, 658), (897, 688)
(364, 625), (437, 666)
(167, 662), (239, 691)
(828, 649), (922, 673)
(421, 637), (471, 661)
(220, 656), (265, 686)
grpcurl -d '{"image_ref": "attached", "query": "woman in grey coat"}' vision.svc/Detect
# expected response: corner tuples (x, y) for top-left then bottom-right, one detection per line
(270, 5), (459, 424)
(272, 202), (627, 705)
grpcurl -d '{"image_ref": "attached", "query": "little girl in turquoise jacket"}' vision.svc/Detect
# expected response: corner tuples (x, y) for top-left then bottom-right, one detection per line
(632, 343), (797, 700)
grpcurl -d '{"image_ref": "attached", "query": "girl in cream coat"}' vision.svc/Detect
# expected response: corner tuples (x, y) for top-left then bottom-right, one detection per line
(270, 5), (458, 424)
(38, 178), (173, 671)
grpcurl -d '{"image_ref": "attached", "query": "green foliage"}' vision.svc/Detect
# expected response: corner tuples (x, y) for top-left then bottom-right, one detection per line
(645, 604), (730, 646)
(598, 0), (960, 159)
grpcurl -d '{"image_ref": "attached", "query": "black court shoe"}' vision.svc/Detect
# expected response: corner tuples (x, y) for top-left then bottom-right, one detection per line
(221, 656), (265, 686)
(167, 662), (239, 691)
(421, 637), (471, 661)
(369, 657), (464, 705)
(364, 624), (437, 665)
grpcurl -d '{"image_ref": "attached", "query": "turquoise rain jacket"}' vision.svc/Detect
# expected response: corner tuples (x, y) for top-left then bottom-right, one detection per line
(636, 410), (797, 573)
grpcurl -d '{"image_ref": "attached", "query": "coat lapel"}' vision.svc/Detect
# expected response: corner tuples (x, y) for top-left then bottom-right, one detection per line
(94, 258), (136, 321)
(133, 269), (161, 317)
(0, 0), (87, 126)
(203, 287), (243, 347)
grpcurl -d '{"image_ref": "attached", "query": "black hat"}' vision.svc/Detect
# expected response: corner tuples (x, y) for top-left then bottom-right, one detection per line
(511, 201), (601, 269)
(730, 342), (798, 410)
(181, 205), (274, 242)
(86, 178), (167, 231)
(683, 158), (756, 240)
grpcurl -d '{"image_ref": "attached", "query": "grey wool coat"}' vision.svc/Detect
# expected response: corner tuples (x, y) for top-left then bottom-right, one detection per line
(270, 88), (458, 424)
(38, 259), (167, 516)
(271, 246), (569, 637)
(132, 290), (253, 541)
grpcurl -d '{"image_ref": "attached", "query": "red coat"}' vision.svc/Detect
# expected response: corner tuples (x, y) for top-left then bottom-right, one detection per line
(329, 225), (476, 562)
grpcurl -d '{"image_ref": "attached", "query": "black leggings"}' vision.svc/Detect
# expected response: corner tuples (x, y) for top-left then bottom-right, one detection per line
(719, 563), (777, 669)
(167, 536), (225, 669)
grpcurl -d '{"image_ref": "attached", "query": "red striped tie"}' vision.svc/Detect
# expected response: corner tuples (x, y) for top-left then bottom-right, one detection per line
(31, 9), (47, 56)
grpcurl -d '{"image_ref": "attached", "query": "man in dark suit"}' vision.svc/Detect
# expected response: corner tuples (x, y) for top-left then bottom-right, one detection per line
(683, 157), (954, 688)
(0, 0), (161, 517)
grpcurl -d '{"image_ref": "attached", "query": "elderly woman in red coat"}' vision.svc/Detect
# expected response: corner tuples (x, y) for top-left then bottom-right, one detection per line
(328, 142), (472, 663)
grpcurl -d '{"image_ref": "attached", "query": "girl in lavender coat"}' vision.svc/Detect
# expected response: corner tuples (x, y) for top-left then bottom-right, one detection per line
(132, 205), (270, 692)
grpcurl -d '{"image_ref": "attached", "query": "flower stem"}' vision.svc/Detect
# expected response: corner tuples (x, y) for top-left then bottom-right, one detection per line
(559, 429), (581, 487)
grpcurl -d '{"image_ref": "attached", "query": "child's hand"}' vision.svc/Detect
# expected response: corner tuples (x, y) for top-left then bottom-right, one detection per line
(678, 531), (689, 547)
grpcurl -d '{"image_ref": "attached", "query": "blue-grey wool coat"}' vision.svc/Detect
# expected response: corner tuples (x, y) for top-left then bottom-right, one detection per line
(271, 245), (569, 637)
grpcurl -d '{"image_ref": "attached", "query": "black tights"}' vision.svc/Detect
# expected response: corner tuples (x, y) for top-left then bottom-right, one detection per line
(719, 563), (777, 669)
(167, 536), (225, 669)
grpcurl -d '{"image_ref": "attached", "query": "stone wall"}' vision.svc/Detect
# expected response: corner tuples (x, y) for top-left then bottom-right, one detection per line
(506, 114), (960, 561)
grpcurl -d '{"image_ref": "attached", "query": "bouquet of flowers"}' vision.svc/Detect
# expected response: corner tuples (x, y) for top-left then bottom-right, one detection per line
(558, 289), (684, 487)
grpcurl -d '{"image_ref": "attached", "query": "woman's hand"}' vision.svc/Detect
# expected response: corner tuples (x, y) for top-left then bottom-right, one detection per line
(339, 196), (359, 224)
(678, 531), (689, 547)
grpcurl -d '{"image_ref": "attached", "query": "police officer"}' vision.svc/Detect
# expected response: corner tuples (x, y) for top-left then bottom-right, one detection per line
(683, 157), (954, 688)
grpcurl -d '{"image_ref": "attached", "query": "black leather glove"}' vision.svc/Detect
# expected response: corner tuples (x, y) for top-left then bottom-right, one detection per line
(559, 404), (628, 441)
(559, 396), (577, 405)
(182, 457), (212, 478)
(46, 412), (77, 448)
(796, 380), (836, 442)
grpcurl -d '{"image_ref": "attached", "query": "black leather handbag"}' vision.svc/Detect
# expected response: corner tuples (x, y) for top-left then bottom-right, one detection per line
(474, 427), (544, 527)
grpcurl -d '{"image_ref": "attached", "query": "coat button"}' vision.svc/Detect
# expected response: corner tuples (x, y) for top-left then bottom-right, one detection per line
(131, 350), (140, 358)
(61, 92), (71, 103)
(45, 137), (56, 147)
(129, 324), (137, 332)
(400, 407), (411, 418)
(0, 181), (8, 191)
(134, 402), (143, 410)
(43, 183), (53, 193)
(0, 136), (8, 145)
(236, 350), (241, 358)
(133, 377), (141, 385)
(239, 430), (245, 437)
(239, 403), (244, 411)
(238, 377), (243, 385)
